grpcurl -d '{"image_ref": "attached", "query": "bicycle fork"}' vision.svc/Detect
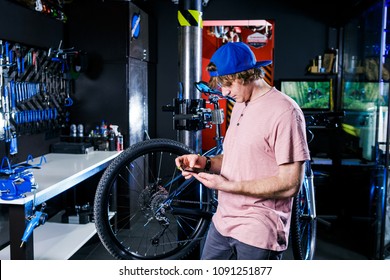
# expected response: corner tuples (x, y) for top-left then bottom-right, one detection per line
(303, 168), (317, 220)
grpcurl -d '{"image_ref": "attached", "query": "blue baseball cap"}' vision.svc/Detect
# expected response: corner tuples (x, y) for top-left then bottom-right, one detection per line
(208, 42), (272, 77)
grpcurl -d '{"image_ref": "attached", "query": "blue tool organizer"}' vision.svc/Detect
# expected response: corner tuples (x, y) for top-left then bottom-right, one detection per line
(0, 39), (84, 154)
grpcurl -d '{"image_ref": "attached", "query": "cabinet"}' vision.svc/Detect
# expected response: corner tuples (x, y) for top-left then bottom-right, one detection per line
(341, 0), (389, 259)
(66, 1), (150, 149)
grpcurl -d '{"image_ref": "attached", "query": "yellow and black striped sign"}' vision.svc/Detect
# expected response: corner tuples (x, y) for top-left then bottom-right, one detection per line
(226, 100), (234, 125)
(262, 64), (274, 87)
(178, 9), (203, 27)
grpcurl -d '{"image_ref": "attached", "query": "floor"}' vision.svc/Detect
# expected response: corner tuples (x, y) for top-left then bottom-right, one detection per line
(69, 235), (370, 260)
(69, 222), (376, 260)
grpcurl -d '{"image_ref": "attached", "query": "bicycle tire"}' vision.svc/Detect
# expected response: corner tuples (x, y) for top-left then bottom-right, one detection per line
(94, 138), (213, 260)
(291, 161), (317, 260)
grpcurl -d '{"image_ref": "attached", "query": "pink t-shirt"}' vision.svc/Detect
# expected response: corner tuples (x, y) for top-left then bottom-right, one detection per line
(213, 87), (310, 251)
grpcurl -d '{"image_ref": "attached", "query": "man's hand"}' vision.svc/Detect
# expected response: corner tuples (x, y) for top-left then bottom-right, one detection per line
(175, 154), (206, 179)
(192, 172), (230, 191)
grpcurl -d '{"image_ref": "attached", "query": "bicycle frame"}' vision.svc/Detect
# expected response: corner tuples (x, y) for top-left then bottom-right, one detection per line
(304, 161), (316, 219)
(159, 83), (226, 212)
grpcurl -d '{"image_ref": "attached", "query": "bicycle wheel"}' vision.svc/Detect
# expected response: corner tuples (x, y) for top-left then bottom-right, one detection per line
(93, 138), (213, 260)
(291, 161), (317, 260)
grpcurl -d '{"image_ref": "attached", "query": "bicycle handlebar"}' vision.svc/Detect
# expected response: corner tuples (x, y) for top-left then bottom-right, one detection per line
(161, 81), (231, 132)
(194, 81), (236, 102)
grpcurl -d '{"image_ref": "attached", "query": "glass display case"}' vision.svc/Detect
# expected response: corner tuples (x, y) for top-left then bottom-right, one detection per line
(342, 0), (389, 259)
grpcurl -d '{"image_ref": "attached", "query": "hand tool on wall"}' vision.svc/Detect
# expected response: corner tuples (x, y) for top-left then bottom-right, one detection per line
(15, 43), (23, 76)
(1, 48), (18, 154)
(2, 85), (11, 142)
(4, 41), (10, 66)
(0, 38), (84, 138)
(1, 83), (17, 154)
(0, 40), (3, 84)
(35, 0), (43, 12)
(0, 40), (4, 141)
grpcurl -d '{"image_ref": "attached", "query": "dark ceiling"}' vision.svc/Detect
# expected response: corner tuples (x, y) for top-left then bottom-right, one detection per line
(280, 0), (381, 25)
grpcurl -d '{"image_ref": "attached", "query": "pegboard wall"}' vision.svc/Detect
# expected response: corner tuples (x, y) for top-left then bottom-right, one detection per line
(0, 39), (85, 156)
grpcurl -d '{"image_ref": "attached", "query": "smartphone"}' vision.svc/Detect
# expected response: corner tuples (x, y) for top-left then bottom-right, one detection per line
(182, 166), (206, 174)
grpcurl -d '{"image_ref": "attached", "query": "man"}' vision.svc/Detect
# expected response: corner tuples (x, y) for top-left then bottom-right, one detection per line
(175, 42), (310, 260)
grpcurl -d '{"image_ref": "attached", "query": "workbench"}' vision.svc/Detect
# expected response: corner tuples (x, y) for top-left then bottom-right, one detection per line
(0, 150), (120, 260)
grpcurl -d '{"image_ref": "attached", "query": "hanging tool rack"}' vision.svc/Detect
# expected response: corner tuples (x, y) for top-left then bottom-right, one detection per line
(8, 0), (68, 23)
(0, 39), (84, 154)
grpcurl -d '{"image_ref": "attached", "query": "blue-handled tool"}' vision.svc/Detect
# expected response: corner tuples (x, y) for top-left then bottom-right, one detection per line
(5, 41), (9, 65)
(20, 204), (48, 247)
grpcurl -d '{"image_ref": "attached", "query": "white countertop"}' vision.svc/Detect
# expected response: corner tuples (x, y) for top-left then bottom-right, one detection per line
(311, 157), (375, 166)
(0, 150), (121, 206)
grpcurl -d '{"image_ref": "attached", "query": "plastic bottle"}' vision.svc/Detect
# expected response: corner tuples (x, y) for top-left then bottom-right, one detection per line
(108, 129), (116, 151)
(332, 48), (338, 73)
(77, 124), (84, 137)
(70, 124), (77, 137)
(317, 55), (322, 72)
(117, 133), (123, 151)
(100, 120), (107, 137)
(351, 56), (357, 72)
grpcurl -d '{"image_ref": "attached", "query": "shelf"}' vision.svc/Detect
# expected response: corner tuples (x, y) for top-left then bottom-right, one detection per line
(306, 72), (337, 76)
(0, 222), (97, 260)
(311, 157), (375, 167)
